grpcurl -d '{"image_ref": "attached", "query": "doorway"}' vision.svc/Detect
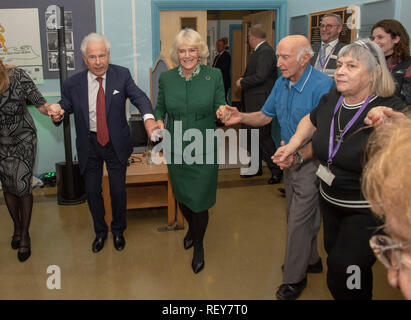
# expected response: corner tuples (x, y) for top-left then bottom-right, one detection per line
(151, 0), (288, 64)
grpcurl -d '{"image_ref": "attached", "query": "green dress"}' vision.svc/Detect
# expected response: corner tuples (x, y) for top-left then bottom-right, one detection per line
(154, 64), (226, 212)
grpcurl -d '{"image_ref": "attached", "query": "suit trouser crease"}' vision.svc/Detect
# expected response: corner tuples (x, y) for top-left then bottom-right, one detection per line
(283, 160), (321, 284)
(83, 134), (127, 238)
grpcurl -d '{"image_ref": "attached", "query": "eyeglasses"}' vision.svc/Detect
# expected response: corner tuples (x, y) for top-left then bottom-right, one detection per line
(369, 234), (411, 270)
(320, 24), (338, 30)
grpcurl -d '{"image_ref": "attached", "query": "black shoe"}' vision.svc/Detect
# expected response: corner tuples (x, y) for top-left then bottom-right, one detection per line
(268, 173), (282, 184)
(240, 168), (262, 178)
(307, 258), (323, 273)
(113, 235), (126, 251)
(281, 258), (323, 274)
(92, 237), (106, 253)
(17, 237), (31, 262)
(192, 259), (205, 274)
(11, 234), (21, 250)
(278, 187), (285, 194)
(276, 277), (307, 300)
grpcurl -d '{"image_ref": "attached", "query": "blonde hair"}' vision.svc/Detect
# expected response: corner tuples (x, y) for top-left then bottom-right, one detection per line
(0, 59), (16, 94)
(170, 28), (209, 66)
(338, 39), (396, 97)
(362, 112), (411, 228)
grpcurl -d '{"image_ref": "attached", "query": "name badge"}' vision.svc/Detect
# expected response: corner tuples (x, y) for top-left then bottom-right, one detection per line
(316, 164), (335, 187)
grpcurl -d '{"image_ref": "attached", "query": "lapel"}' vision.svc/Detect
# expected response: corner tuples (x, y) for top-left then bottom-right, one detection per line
(105, 65), (114, 117)
(79, 71), (90, 130)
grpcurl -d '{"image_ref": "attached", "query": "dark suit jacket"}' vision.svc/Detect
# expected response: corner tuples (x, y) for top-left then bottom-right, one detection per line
(240, 41), (277, 112)
(213, 51), (231, 92)
(310, 41), (346, 70)
(59, 64), (153, 173)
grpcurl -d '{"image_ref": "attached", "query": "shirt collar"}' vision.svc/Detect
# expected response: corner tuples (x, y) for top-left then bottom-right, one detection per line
(286, 65), (313, 93)
(322, 38), (339, 48)
(254, 41), (266, 51)
(88, 71), (106, 82)
(178, 63), (201, 81)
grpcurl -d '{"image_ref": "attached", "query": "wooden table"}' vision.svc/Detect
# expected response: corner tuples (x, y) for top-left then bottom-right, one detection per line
(102, 154), (184, 230)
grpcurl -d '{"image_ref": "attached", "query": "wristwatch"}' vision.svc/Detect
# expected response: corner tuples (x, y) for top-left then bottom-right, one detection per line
(295, 152), (303, 165)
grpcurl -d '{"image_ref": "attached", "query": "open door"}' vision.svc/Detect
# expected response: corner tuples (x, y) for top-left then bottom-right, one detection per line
(159, 10), (207, 67)
(231, 10), (275, 103)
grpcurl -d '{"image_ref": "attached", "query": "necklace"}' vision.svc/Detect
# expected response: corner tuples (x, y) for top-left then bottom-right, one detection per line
(336, 104), (347, 143)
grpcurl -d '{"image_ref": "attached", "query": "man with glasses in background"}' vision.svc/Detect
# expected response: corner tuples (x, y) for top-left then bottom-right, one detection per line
(310, 13), (347, 76)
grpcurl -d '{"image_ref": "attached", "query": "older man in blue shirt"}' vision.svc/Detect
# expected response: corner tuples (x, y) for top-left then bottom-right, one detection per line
(217, 35), (334, 300)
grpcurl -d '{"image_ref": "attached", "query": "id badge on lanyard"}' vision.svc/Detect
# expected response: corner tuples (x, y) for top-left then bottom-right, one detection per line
(317, 95), (372, 186)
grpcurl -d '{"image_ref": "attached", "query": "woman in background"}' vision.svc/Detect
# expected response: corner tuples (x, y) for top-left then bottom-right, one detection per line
(372, 19), (411, 104)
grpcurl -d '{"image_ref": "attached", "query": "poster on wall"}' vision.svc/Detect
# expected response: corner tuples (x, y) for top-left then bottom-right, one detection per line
(45, 9), (75, 72)
(0, 8), (44, 84)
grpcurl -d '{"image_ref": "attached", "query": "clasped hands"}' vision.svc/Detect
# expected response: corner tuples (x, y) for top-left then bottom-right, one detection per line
(216, 104), (241, 125)
(47, 103), (64, 122)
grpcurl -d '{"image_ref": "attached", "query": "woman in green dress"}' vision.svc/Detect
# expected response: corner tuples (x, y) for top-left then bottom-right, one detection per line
(154, 29), (226, 274)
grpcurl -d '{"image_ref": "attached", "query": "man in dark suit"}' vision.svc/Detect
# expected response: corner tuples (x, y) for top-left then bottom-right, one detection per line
(212, 39), (231, 100)
(236, 24), (282, 184)
(310, 13), (346, 76)
(52, 33), (158, 253)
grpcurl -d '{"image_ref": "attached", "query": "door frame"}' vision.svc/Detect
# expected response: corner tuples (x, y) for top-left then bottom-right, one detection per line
(151, 0), (288, 63)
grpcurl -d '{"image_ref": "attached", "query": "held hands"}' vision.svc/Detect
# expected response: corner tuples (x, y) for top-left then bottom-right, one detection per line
(272, 141), (298, 170)
(47, 103), (64, 122)
(216, 105), (242, 125)
(364, 106), (405, 129)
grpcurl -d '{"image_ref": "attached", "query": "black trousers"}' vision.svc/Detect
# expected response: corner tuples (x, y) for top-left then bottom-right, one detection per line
(242, 122), (281, 175)
(82, 133), (127, 238)
(320, 196), (381, 300)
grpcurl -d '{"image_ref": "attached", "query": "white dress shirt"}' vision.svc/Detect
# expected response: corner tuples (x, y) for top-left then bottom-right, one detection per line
(87, 71), (154, 132)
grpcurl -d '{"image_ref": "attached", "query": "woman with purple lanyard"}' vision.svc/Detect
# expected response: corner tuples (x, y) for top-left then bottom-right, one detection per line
(272, 39), (406, 299)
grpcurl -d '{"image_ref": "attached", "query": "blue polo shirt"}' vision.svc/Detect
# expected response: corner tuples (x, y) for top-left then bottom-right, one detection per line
(261, 65), (335, 144)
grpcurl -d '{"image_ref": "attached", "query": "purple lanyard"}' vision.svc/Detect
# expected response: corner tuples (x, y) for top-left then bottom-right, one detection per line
(318, 43), (336, 69)
(328, 95), (372, 164)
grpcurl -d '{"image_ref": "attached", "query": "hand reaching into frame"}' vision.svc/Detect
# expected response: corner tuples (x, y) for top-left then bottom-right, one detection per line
(364, 106), (405, 129)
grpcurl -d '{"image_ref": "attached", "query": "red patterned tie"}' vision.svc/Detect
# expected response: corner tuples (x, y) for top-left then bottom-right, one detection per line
(96, 76), (109, 146)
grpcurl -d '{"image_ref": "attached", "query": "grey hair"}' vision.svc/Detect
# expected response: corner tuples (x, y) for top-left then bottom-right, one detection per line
(80, 33), (111, 55)
(297, 44), (314, 61)
(322, 13), (342, 26)
(338, 38), (396, 97)
(170, 28), (209, 66)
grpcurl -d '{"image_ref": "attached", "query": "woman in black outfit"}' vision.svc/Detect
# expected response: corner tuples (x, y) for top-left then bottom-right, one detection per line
(372, 19), (411, 104)
(273, 39), (405, 299)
